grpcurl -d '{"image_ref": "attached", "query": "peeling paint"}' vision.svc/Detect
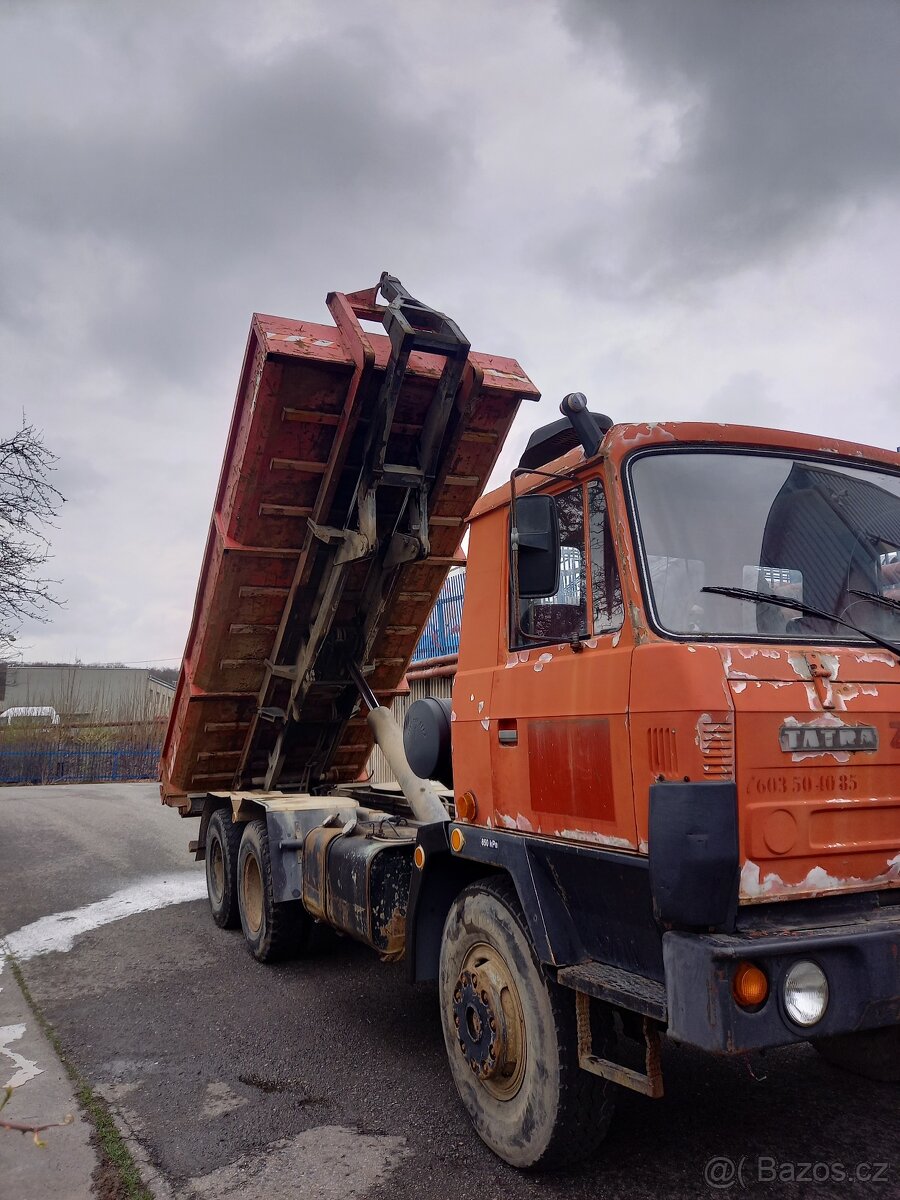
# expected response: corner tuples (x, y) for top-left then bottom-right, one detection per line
(484, 367), (528, 383)
(694, 712), (711, 749)
(477, 701), (484, 714)
(533, 652), (553, 674)
(556, 828), (636, 850)
(496, 812), (535, 832)
(616, 422), (678, 447)
(741, 855), (900, 900)
(817, 653), (840, 678)
(722, 649), (757, 681)
(480, 718), (490, 731)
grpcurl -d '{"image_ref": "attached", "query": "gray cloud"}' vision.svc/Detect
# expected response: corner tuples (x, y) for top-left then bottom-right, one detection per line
(0, 5), (469, 388)
(556, 0), (900, 293)
(1, 0), (898, 661)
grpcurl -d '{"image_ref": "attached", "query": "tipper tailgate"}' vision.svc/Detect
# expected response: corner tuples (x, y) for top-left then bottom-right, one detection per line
(161, 277), (538, 809)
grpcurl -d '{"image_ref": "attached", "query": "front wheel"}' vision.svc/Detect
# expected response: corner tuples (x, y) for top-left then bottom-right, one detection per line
(438, 877), (616, 1169)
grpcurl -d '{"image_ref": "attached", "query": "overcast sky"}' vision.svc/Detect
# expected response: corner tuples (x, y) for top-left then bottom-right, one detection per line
(2, 0), (899, 664)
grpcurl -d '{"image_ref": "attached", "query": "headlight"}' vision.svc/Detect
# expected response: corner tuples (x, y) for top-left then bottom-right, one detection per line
(783, 960), (829, 1027)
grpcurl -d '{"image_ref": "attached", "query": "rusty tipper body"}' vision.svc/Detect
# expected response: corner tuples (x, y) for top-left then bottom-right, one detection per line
(163, 278), (899, 1170)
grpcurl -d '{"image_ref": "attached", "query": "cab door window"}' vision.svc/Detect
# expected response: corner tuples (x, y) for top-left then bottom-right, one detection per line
(588, 479), (624, 635)
(514, 486), (588, 646)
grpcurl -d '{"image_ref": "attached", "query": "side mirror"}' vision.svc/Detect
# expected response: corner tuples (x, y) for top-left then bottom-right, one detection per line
(512, 494), (560, 599)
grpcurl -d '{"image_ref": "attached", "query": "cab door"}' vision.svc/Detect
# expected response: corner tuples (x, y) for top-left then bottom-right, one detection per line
(487, 478), (637, 848)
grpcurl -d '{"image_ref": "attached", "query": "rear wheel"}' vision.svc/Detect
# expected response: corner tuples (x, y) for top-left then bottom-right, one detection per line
(813, 1024), (900, 1083)
(438, 877), (616, 1169)
(237, 817), (313, 963)
(205, 807), (242, 929)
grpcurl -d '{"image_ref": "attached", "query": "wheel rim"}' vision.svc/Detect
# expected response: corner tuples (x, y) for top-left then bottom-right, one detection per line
(452, 941), (527, 1101)
(209, 836), (224, 903)
(241, 852), (263, 935)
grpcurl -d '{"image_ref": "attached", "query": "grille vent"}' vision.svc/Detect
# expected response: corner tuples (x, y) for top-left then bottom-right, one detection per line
(696, 713), (734, 779)
(648, 726), (678, 775)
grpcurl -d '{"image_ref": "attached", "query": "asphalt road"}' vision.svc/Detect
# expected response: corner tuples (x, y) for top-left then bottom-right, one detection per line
(1, 783), (896, 1199)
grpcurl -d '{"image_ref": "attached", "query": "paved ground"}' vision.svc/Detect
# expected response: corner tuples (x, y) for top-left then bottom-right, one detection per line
(0, 959), (94, 1200)
(0, 782), (896, 1199)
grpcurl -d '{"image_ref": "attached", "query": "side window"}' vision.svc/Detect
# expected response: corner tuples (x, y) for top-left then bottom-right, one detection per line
(514, 486), (588, 645)
(588, 480), (624, 635)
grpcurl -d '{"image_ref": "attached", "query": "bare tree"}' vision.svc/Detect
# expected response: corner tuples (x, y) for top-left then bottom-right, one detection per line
(0, 417), (65, 652)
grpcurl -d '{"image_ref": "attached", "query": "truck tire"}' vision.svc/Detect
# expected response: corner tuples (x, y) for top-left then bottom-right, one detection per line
(438, 877), (616, 1169)
(812, 1024), (900, 1083)
(236, 818), (312, 963)
(205, 807), (242, 929)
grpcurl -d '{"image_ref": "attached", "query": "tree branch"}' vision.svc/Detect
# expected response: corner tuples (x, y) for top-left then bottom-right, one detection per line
(0, 415), (66, 645)
(0, 1086), (75, 1146)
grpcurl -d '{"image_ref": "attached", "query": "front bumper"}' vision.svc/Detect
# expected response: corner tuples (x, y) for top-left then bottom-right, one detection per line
(663, 908), (900, 1053)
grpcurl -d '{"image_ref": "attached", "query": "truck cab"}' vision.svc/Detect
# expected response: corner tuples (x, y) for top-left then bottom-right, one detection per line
(457, 420), (900, 904)
(436, 418), (899, 1089)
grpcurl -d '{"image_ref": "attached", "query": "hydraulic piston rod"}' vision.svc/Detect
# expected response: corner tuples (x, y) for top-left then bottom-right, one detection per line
(348, 663), (448, 825)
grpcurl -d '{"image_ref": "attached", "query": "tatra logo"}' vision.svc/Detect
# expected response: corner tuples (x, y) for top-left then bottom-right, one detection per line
(779, 724), (879, 753)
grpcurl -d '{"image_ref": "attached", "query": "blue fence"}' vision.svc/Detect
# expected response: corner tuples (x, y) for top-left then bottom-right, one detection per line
(412, 569), (466, 661)
(0, 745), (160, 785)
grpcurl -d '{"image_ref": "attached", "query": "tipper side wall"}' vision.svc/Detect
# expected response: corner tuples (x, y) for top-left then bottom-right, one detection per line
(161, 281), (538, 808)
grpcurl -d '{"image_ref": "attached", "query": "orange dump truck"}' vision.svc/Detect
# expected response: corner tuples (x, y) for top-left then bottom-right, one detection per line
(162, 275), (900, 1169)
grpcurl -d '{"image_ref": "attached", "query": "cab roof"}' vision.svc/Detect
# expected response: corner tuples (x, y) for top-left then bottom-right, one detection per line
(468, 420), (900, 522)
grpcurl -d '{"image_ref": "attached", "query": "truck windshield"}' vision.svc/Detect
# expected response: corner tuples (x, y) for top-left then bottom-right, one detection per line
(628, 449), (900, 642)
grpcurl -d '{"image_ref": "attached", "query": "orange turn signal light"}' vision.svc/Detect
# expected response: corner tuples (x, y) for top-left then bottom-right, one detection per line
(413, 845), (425, 870)
(450, 827), (465, 853)
(456, 790), (477, 822)
(732, 961), (768, 1008)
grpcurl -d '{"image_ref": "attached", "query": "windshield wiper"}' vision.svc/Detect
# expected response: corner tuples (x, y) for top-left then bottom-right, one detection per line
(850, 587), (900, 615)
(700, 585), (900, 662)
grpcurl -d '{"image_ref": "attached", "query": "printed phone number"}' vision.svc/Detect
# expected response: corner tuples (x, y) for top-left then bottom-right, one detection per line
(748, 772), (859, 795)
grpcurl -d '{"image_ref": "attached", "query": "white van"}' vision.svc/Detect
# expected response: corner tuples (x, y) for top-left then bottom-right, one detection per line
(0, 706), (61, 727)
